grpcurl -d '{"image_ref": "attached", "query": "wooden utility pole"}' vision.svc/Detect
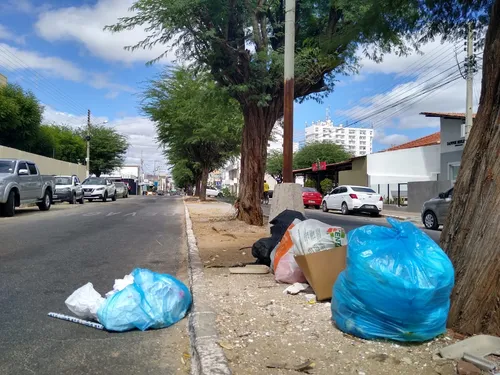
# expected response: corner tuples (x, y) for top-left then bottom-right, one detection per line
(282, 0), (295, 183)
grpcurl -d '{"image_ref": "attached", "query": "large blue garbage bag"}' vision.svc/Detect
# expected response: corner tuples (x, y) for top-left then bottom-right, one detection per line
(98, 268), (192, 332)
(332, 218), (454, 342)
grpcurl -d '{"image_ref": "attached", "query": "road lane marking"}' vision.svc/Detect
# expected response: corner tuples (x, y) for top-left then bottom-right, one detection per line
(83, 212), (102, 216)
(106, 212), (122, 217)
(124, 212), (137, 216)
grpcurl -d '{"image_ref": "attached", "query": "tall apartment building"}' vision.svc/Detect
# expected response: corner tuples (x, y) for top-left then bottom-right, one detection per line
(304, 119), (374, 156)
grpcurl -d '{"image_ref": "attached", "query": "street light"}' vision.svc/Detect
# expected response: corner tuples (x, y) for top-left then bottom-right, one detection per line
(85, 110), (108, 178)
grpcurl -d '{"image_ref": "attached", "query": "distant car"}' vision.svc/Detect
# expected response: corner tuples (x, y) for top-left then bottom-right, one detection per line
(206, 186), (222, 198)
(302, 187), (322, 209)
(82, 177), (117, 202)
(114, 181), (128, 198)
(157, 190), (164, 196)
(421, 188), (453, 230)
(322, 185), (383, 216)
(54, 175), (85, 204)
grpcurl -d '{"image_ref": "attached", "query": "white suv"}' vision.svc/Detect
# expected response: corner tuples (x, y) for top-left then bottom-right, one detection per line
(322, 185), (383, 216)
(82, 177), (117, 202)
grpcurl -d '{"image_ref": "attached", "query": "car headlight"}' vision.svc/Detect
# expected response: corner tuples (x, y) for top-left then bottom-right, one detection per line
(59, 187), (71, 192)
(96, 187), (105, 191)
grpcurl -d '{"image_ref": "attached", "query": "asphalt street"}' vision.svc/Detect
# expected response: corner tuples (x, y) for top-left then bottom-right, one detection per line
(0, 196), (189, 375)
(262, 204), (441, 244)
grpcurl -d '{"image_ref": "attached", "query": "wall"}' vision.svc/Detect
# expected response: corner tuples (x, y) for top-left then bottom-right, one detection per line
(439, 118), (464, 180)
(407, 180), (453, 213)
(367, 144), (440, 185)
(339, 156), (368, 186)
(0, 145), (87, 180)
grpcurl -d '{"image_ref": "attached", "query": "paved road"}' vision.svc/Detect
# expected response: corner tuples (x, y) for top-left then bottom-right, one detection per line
(262, 204), (441, 244)
(0, 196), (189, 375)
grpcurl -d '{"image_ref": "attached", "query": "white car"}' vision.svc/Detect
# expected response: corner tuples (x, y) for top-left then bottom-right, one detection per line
(322, 185), (383, 216)
(82, 177), (117, 202)
(206, 186), (222, 198)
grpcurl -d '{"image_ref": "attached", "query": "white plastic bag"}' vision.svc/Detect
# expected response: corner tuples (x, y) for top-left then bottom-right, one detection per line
(65, 282), (105, 321)
(290, 219), (347, 255)
(105, 274), (134, 298)
(275, 250), (307, 284)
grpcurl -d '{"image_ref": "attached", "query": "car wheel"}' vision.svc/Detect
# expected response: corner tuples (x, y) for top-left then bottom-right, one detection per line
(78, 195), (85, 204)
(423, 211), (439, 230)
(102, 192), (107, 202)
(1, 190), (16, 217)
(322, 201), (328, 212)
(315, 205), (321, 210)
(38, 190), (52, 211)
(112, 191), (117, 201)
(69, 193), (76, 204)
(370, 212), (380, 217)
(88, 199), (93, 202)
(341, 202), (349, 215)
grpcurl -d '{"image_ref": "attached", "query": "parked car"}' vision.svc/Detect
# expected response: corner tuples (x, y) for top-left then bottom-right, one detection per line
(0, 159), (55, 217)
(82, 177), (117, 202)
(322, 185), (383, 216)
(206, 186), (222, 198)
(302, 187), (322, 209)
(421, 188), (453, 230)
(114, 181), (129, 198)
(54, 175), (85, 204)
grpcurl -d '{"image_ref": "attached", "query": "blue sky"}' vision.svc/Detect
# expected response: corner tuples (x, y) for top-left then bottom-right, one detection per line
(0, 0), (482, 173)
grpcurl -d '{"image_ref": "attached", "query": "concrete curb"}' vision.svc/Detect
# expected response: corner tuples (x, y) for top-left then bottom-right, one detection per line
(184, 203), (232, 375)
(381, 213), (421, 223)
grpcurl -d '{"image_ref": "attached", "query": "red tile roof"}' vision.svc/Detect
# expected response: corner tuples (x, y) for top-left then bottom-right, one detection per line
(384, 132), (441, 152)
(420, 112), (476, 119)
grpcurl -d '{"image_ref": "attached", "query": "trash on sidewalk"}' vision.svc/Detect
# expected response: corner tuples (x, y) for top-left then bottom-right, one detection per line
(273, 219), (307, 284)
(65, 282), (105, 321)
(58, 268), (192, 332)
(332, 218), (455, 342)
(266, 359), (316, 373)
(251, 210), (306, 266)
(48, 312), (105, 330)
(439, 334), (500, 371)
(283, 282), (311, 295)
(229, 265), (270, 274)
(290, 220), (347, 300)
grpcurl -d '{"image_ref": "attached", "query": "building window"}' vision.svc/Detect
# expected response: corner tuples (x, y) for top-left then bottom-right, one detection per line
(360, 130), (366, 135)
(360, 141), (366, 145)
(448, 162), (461, 184)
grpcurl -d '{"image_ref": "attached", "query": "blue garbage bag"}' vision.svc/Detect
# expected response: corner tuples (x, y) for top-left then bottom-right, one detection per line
(332, 218), (454, 342)
(98, 268), (192, 332)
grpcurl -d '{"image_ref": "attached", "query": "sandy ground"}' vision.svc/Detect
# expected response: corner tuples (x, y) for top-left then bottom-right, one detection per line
(186, 200), (486, 375)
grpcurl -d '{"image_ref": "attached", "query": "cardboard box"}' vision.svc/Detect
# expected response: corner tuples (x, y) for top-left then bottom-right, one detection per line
(294, 246), (347, 301)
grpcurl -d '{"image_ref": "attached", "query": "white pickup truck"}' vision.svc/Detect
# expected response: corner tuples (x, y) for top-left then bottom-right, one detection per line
(0, 159), (56, 217)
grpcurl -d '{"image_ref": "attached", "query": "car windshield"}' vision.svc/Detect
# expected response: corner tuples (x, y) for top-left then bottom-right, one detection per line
(55, 177), (72, 185)
(302, 187), (318, 193)
(83, 178), (106, 185)
(351, 187), (376, 193)
(0, 160), (15, 174)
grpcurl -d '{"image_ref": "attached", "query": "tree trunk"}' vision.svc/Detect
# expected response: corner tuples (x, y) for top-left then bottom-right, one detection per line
(199, 167), (209, 201)
(195, 177), (201, 197)
(238, 103), (281, 225)
(441, 0), (500, 336)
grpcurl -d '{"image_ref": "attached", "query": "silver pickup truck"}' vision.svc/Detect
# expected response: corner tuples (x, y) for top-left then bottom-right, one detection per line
(0, 159), (56, 217)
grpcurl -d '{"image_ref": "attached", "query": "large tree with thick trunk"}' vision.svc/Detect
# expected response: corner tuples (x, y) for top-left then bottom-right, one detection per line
(423, 0), (499, 335)
(106, 0), (424, 225)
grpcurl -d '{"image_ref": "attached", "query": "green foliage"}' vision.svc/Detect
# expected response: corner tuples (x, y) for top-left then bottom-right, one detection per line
(266, 150), (283, 181)
(0, 84), (43, 151)
(293, 142), (352, 170)
(304, 179), (316, 188)
(320, 178), (334, 194)
(142, 67), (242, 191)
(32, 125), (86, 163)
(221, 186), (235, 198)
(78, 125), (128, 177)
(171, 160), (195, 190)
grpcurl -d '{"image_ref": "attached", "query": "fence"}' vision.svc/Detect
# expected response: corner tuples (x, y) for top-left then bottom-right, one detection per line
(371, 183), (408, 207)
(0, 145), (87, 181)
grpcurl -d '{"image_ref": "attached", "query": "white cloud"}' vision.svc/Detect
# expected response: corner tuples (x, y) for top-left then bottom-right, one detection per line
(35, 0), (176, 64)
(375, 132), (410, 146)
(42, 106), (165, 173)
(0, 24), (25, 45)
(0, 42), (135, 96)
(0, 0), (50, 14)
(335, 40), (483, 130)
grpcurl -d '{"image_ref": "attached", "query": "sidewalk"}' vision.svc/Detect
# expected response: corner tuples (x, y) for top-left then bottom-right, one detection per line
(186, 200), (458, 375)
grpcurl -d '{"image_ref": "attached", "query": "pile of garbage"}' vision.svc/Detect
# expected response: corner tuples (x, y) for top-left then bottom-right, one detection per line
(252, 211), (455, 342)
(60, 268), (192, 332)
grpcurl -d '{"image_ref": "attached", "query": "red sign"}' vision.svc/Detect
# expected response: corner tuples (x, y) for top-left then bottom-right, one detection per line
(312, 161), (327, 171)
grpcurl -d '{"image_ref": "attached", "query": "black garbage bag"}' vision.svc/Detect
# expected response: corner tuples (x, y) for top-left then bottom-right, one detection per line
(251, 209), (306, 266)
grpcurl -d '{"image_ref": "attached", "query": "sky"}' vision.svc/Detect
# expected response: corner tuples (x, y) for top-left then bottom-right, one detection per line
(0, 0), (483, 174)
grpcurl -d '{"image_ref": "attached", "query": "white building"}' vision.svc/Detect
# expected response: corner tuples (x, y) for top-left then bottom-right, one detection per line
(305, 119), (373, 156)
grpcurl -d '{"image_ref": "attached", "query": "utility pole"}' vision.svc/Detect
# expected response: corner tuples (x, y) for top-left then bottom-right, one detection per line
(282, 0), (295, 183)
(86, 109), (91, 178)
(465, 22), (474, 141)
